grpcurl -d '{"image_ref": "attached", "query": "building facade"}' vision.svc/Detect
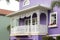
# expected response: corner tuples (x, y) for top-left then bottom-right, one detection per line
(8, 0), (60, 40)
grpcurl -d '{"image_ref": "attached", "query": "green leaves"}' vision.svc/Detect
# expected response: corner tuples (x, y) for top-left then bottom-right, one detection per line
(51, 1), (60, 9)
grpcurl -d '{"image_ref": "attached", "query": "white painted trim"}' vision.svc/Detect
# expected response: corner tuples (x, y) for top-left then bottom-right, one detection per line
(48, 34), (60, 36)
(49, 12), (57, 27)
(23, 0), (30, 7)
(6, 4), (51, 17)
(31, 14), (32, 25)
(37, 11), (40, 25)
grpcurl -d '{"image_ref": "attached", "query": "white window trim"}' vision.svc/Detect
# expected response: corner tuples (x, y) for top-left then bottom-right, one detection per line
(49, 12), (57, 27)
(23, 0), (30, 7)
(32, 17), (37, 25)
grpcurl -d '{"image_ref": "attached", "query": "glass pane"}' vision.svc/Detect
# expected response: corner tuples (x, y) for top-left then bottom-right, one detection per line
(29, 19), (31, 25)
(32, 18), (35, 25)
(35, 18), (37, 24)
(32, 18), (37, 25)
(25, 20), (28, 25)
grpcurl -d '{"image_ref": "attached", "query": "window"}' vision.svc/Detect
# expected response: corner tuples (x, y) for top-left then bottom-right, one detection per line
(32, 17), (37, 25)
(32, 13), (37, 25)
(25, 19), (31, 25)
(23, 0), (30, 6)
(49, 12), (57, 27)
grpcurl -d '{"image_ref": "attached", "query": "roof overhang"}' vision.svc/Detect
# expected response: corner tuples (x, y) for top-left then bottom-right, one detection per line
(6, 4), (51, 17)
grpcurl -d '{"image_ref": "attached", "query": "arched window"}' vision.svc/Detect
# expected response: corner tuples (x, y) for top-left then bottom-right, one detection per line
(40, 13), (46, 25)
(32, 13), (37, 25)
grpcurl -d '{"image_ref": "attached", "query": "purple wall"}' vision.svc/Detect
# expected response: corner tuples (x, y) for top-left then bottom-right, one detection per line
(48, 6), (60, 35)
(10, 36), (16, 40)
(19, 0), (52, 10)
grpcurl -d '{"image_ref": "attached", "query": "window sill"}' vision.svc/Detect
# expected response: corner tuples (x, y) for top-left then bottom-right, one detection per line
(48, 25), (57, 28)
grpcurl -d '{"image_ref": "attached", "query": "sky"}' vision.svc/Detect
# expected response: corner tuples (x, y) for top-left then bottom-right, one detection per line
(0, 0), (19, 11)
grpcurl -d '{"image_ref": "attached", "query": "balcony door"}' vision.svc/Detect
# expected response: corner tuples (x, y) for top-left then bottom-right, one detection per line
(40, 13), (46, 25)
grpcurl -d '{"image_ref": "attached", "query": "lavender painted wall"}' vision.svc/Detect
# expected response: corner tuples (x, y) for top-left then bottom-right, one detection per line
(19, 0), (52, 10)
(10, 36), (16, 40)
(29, 35), (42, 40)
(48, 6), (60, 35)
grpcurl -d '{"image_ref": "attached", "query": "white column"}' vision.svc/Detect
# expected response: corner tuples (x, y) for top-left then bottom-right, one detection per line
(31, 14), (32, 25)
(29, 14), (33, 35)
(36, 11), (40, 34)
(37, 11), (40, 25)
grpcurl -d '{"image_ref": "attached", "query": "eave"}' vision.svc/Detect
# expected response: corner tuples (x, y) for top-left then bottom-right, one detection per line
(6, 4), (51, 17)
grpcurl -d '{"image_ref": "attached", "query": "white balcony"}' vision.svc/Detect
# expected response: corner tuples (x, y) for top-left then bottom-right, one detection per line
(10, 25), (48, 36)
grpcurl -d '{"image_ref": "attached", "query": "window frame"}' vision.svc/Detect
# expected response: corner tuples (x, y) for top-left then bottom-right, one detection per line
(49, 12), (57, 27)
(23, 0), (30, 6)
(24, 19), (31, 25)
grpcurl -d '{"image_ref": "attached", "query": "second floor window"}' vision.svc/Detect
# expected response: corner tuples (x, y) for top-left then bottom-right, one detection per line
(32, 18), (37, 25)
(25, 19), (31, 25)
(32, 13), (37, 25)
(49, 12), (57, 27)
